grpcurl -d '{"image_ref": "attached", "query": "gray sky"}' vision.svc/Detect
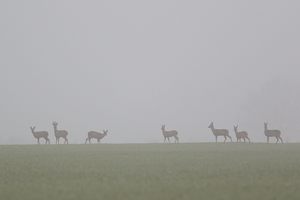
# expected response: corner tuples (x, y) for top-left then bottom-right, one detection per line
(1, 0), (300, 144)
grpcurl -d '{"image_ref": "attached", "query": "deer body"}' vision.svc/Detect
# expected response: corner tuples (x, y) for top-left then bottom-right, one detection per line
(208, 122), (232, 143)
(85, 130), (108, 144)
(52, 122), (69, 144)
(161, 125), (179, 143)
(30, 127), (50, 144)
(264, 123), (283, 143)
(234, 125), (250, 143)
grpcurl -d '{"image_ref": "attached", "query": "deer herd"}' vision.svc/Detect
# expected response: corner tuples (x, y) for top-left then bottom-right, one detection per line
(30, 122), (284, 144)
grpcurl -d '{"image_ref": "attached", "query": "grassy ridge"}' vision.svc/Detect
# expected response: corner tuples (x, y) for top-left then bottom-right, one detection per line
(0, 143), (300, 200)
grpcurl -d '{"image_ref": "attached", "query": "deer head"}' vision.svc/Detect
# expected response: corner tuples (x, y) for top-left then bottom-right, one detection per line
(233, 125), (238, 133)
(103, 130), (108, 135)
(208, 122), (214, 129)
(264, 122), (268, 130)
(30, 126), (35, 132)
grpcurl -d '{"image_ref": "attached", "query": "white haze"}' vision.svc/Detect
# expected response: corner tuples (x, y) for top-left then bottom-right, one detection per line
(0, 0), (300, 144)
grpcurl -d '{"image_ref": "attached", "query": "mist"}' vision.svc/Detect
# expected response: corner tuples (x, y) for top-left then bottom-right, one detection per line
(1, 0), (300, 144)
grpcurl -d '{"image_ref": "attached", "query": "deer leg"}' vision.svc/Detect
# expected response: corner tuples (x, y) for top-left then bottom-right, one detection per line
(215, 136), (218, 143)
(243, 138), (246, 143)
(168, 137), (170, 143)
(276, 136), (279, 144)
(224, 136), (227, 143)
(279, 136), (283, 144)
(229, 136), (232, 142)
(267, 137), (269, 143)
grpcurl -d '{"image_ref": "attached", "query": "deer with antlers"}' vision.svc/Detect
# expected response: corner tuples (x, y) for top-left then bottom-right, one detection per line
(30, 126), (50, 144)
(208, 122), (232, 143)
(52, 121), (69, 144)
(85, 130), (108, 144)
(264, 122), (283, 143)
(161, 125), (179, 143)
(233, 125), (250, 143)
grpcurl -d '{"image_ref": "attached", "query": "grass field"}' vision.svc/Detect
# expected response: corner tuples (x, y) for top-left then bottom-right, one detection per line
(0, 143), (300, 200)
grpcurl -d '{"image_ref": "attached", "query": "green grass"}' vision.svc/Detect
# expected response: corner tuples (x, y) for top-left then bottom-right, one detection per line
(0, 143), (300, 200)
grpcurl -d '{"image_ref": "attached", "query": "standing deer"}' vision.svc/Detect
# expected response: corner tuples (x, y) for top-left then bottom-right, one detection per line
(30, 126), (50, 144)
(52, 121), (69, 144)
(208, 122), (232, 143)
(85, 130), (108, 144)
(233, 125), (250, 143)
(264, 122), (283, 143)
(161, 125), (179, 143)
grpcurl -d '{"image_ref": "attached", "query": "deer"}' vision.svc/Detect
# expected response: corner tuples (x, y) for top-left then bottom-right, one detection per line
(52, 121), (69, 144)
(233, 125), (250, 143)
(30, 126), (50, 144)
(208, 122), (232, 143)
(85, 130), (108, 144)
(264, 122), (283, 144)
(161, 125), (179, 143)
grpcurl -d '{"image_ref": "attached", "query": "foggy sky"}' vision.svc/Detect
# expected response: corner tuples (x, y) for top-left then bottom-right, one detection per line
(1, 0), (300, 144)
